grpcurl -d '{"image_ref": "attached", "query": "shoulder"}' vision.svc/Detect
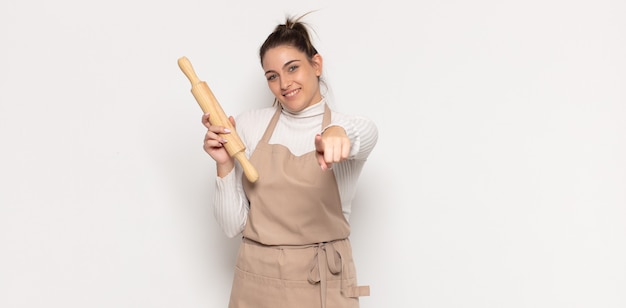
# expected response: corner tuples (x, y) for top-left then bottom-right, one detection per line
(234, 106), (277, 141)
(236, 106), (276, 127)
(328, 105), (373, 121)
(330, 108), (378, 130)
(334, 110), (373, 121)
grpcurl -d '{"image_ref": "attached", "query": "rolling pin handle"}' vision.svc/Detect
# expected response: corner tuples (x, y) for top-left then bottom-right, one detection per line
(178, 57), (201, 85)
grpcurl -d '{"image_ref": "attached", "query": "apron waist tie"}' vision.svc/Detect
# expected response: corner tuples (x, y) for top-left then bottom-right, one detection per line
(307, 241), (370, 308)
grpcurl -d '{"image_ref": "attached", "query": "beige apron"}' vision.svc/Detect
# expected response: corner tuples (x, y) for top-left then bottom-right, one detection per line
(228, 104), (369, 308)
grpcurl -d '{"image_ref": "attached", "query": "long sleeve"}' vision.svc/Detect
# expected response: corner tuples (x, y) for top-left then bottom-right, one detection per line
(211, 100), (378, 237)
(324, 112), (378, 161)
(210, 108), (274, 238)
(213, 167), (248, 238)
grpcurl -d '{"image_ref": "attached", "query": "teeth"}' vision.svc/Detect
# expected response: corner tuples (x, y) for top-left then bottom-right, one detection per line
(284, 89), (299, 97)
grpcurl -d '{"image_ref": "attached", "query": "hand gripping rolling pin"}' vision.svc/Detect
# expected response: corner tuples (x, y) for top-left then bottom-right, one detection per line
(178, 56), (259, 183)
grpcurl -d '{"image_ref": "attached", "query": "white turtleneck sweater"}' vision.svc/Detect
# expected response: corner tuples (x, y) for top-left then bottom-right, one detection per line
(213, 100), (378, 238)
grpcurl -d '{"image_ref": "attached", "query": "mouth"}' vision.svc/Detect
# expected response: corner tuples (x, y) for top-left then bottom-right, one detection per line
(282, 88), (300, 97)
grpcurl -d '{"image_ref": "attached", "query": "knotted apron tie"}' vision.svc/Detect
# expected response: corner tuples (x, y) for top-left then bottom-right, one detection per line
(307, 241), (370, 308)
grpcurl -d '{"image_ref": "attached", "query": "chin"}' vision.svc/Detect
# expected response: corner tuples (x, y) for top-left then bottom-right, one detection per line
(281, 105), (304, 113)
(279, 100), (306, 112)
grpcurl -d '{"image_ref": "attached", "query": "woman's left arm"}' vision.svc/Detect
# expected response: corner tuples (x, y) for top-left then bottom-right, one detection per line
(325, 114), (378, 160)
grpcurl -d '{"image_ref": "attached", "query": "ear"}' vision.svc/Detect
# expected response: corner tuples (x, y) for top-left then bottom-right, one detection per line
(312, 53), (323, 77)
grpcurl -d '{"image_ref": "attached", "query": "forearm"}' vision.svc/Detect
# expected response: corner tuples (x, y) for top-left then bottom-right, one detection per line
(212, 167), (249, 238)
(325, 115), (378, 160)
(216, 160), (235, 178)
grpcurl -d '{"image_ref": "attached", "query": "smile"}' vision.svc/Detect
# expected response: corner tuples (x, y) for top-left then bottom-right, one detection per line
(283, 89), (300, 97)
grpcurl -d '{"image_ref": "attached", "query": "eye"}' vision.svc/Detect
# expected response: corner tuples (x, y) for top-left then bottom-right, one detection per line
(266, 73), (277, 81)
(288, 65), (299, 72)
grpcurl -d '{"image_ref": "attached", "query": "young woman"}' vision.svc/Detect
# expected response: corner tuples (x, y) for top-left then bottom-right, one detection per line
(201, 13), (378, 308)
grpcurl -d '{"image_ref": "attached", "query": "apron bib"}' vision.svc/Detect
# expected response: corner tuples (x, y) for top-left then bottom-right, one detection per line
(228, 104), (369, 308)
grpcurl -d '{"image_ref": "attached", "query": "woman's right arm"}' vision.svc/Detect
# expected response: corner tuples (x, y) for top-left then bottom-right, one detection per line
(213, 166), (249, 238)
(202, 113), (249, 238)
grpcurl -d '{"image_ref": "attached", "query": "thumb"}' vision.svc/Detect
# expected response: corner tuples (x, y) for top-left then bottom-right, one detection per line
(314, 134), (331, 170)
(314, 133), (324, 153)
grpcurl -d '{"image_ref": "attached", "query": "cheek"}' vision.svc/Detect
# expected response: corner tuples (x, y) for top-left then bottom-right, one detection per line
(268, 82), (281, 95)
(303, 71), (318, 85)
(305, 73), (319, 89)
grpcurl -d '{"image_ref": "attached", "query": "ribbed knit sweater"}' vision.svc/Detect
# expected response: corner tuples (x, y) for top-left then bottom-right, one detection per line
(213, 99), (378, 238)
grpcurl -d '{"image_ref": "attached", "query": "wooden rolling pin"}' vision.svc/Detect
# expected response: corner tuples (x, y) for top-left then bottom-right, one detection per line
(178, 56), (259, 183)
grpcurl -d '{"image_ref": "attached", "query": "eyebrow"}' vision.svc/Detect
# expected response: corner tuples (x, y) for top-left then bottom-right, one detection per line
(264, 59), (301, 75)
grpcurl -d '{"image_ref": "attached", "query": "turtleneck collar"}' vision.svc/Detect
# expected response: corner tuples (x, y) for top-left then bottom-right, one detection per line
(280, 98), (326, 118)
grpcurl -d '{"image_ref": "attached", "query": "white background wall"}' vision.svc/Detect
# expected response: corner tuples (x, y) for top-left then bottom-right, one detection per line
(1, 0), (625, 307)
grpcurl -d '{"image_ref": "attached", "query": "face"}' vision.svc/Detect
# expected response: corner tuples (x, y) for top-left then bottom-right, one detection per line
(262, 45), (323, 112)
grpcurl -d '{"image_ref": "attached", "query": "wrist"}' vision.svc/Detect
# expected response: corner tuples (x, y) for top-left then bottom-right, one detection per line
(216, 161), (235, 178)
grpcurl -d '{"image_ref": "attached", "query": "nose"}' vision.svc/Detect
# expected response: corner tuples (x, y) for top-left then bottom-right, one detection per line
(280, 77), (292, 90)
